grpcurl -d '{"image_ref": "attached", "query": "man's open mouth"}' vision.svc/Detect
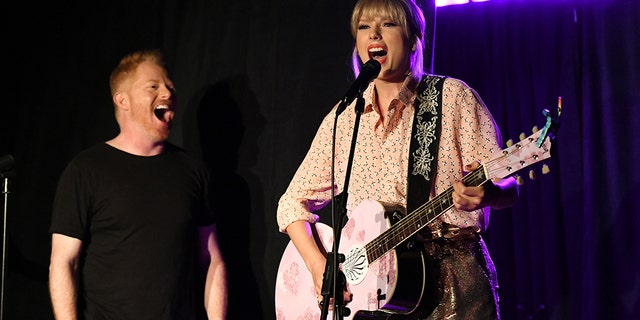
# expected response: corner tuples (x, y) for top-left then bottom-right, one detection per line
(154, 105), (171, 122)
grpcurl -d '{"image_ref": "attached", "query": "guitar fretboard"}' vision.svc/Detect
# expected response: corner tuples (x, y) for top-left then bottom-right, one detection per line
(364, 167), (488, 262)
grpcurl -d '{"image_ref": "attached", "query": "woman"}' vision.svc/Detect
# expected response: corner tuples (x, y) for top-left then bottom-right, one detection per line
(276, 0), (519, 319)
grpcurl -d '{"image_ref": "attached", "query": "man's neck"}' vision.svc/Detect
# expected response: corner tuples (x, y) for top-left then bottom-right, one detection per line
(106, 134), (165, 156)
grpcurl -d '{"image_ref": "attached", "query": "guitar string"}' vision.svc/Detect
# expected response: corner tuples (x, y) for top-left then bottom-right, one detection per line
(363, 136), (537, 263)
(364, 168), (486, 261)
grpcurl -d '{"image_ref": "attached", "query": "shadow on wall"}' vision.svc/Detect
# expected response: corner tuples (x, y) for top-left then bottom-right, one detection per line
(196, 76), (266, 318)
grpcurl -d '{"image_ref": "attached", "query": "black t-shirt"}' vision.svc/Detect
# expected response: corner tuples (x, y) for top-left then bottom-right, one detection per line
(50, 142), (215, 320)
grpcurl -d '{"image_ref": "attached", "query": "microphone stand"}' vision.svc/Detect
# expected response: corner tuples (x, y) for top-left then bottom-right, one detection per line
(0, 154), (15, 320)
(1, 173), (14, 320)
(320, 94), (366, 319)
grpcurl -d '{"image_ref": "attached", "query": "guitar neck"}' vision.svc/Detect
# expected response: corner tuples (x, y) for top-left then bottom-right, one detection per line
(364, 166), (489, 263)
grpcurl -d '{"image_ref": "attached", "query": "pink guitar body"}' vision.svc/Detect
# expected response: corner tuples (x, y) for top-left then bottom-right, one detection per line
(275, 199), (421, 320)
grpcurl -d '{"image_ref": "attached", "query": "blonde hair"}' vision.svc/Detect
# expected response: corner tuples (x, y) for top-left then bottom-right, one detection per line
(350, 0), (426, 78)
(109, 49), (166, 96)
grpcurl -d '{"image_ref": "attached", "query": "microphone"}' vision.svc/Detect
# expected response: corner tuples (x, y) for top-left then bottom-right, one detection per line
(336, 59), (381, 115)
(0, 154), (15, 174)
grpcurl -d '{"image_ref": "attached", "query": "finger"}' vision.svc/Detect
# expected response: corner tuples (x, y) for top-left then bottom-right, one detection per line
(464, 160), (481, 171)
(344, 291), (353, 302)
(452, 179), (463, 193)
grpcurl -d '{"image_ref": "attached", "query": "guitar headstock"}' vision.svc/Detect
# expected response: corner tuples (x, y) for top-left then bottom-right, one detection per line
(487, 128), (553, 181)
(486, 100), (562, 182)
(506, 128), (552, 185)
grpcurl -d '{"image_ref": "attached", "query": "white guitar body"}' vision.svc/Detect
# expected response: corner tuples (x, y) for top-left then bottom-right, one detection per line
(275, 199), (414, 320)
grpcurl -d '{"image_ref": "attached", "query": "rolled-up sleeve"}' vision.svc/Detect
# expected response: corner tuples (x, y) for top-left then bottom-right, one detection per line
(276, 106), (340, 233)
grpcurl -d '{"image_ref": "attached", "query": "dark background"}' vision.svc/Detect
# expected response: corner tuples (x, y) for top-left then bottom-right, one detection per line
(2, 0), (639, 319)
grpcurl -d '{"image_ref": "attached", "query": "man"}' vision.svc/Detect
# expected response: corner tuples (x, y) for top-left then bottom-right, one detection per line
(48, 49), (227, 319)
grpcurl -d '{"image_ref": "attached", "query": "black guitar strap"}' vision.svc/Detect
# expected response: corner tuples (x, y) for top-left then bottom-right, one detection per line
(319, 75), (446, 226)
(406, 75), (447, 214)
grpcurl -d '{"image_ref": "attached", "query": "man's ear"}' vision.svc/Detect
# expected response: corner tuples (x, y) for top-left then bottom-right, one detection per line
(113, 92), (129, 111)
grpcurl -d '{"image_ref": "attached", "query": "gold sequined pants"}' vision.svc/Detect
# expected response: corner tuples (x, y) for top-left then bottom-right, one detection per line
(419, 233), (500, 320)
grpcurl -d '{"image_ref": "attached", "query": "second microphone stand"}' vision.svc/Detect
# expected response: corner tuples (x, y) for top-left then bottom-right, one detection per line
(319, 95), (366, 320)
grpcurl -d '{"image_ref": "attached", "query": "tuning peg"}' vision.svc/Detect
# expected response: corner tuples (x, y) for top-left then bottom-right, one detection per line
(542, 164), (550, 174)
(529, 170), (536, 180)
(506, 139), (513, 147)
(516, 175), (524, 185)
(519, 132), (526, 141)
(532, 126), (539, 133)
